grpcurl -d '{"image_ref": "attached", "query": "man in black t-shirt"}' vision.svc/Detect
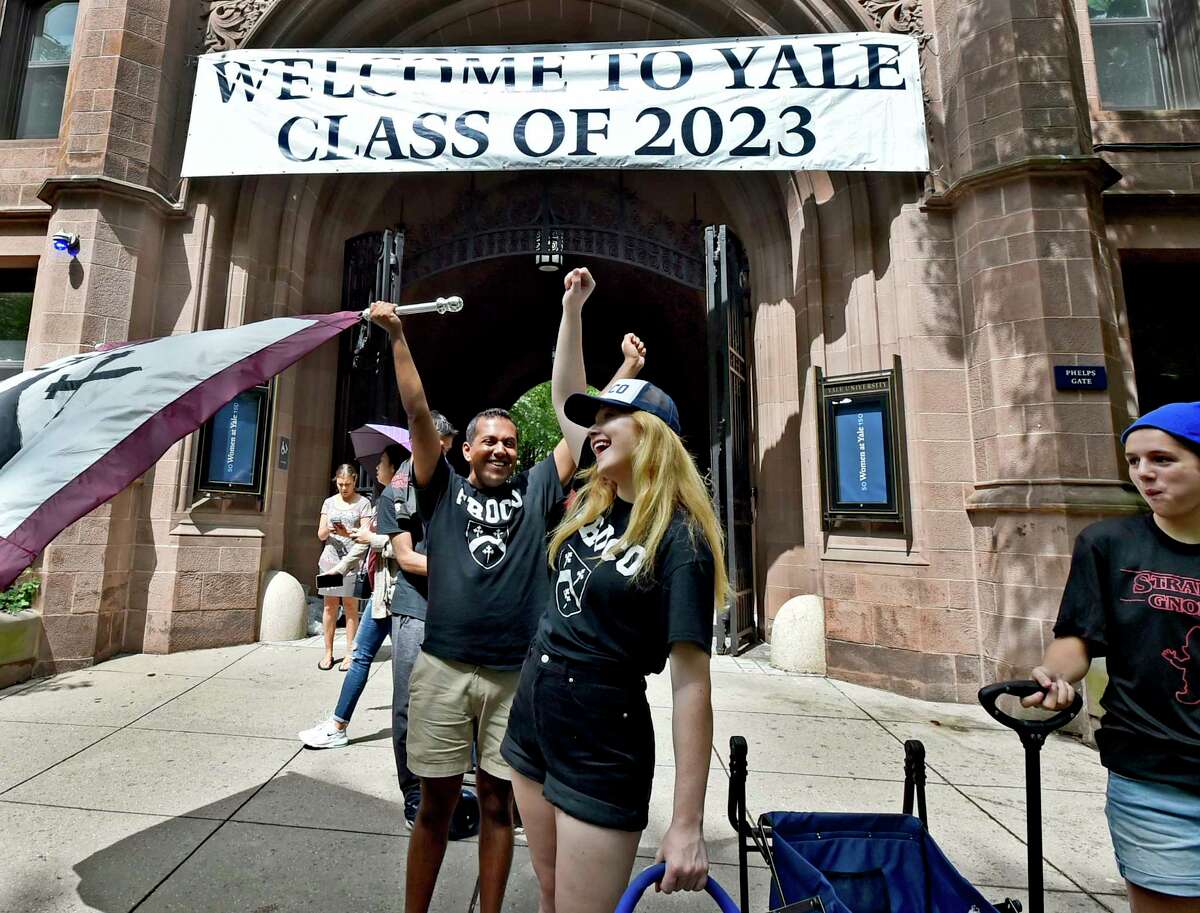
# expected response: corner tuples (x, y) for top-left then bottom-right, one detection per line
(368, 293), (644, 913)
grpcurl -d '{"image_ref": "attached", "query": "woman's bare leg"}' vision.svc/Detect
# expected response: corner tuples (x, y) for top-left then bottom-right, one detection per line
(1127, 882), (1200, 913)
(340, 597), (360, 670)
(321, 597), (338, 666)
(552, 810), (641, 913)
(511, 771), (559, 913)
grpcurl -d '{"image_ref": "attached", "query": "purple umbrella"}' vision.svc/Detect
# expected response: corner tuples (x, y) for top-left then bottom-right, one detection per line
(350, 424), (411, 461)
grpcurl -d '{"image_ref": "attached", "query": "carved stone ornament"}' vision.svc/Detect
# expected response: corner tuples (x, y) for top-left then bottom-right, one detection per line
(203, 0), (274, 52)
(858, 0), (931, 45)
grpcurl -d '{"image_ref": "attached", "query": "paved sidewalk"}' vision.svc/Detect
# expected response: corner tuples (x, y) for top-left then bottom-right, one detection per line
(0, 639), (1123, 913)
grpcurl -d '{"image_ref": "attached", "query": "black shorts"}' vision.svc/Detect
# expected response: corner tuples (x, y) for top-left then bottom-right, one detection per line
(500, 646), (654, 831)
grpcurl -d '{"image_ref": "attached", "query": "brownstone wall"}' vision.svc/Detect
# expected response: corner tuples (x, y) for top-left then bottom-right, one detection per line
(56, 0), (193, 191)
(0, 141), (56, 210)
(3, 0), (1196, 695)
(8, 0), (204, 669)
(800, 0), (1162, 702)
(934, 0), (1143, 697)
(820, 199), (985, 702)
(940, 0), (1091, 175)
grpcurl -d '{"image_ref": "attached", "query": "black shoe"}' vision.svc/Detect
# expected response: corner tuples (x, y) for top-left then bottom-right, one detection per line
(403, 792), (420, 830)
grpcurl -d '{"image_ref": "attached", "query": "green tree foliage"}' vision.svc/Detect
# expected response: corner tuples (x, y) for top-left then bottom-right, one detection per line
(510, 380), (598, 472)
(0, 292), (33, 343)
(0, 573), (40, 614)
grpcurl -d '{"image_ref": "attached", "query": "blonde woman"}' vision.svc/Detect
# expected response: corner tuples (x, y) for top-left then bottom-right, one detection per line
(501, 267), (727, 913)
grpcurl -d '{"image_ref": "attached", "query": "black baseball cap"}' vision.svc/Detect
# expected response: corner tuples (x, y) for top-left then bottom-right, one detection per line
(564, 379), (681, 433)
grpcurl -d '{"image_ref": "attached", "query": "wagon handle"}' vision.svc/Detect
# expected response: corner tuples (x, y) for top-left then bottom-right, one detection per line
(615, 864), (741, 913)
(727, 736), (751, 913)
(978, 679), (1083, 913)
(978, 680), (1083, 738)
(727, 736), (748, 834)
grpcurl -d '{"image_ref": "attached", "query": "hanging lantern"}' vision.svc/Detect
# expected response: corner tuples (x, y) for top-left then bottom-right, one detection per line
(535, 227), (564, 271)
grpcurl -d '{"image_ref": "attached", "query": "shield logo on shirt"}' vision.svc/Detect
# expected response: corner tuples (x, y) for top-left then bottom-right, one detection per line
(466, 521), (509, 569)
(554, 545), (592, 617)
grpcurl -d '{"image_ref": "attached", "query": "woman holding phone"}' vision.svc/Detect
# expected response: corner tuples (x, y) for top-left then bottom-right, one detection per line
(316, 463), (372, 671)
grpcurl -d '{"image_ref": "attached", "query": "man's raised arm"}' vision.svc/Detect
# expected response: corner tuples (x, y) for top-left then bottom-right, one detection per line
(368, 303), (441, 487)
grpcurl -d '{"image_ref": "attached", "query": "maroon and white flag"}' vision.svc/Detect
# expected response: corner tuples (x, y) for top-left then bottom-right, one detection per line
(0, 311), (361, 589)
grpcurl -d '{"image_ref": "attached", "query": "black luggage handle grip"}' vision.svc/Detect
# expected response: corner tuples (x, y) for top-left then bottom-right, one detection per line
(978, 679), (1083, 736)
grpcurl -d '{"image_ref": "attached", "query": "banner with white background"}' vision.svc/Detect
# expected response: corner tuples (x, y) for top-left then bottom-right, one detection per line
(182, 34), (929, 176)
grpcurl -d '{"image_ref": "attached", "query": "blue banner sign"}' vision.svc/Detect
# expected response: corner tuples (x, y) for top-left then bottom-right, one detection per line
(834, 402), (889, 505)
(207, 392), (262, 485)
(1054, 365), (1107, 391)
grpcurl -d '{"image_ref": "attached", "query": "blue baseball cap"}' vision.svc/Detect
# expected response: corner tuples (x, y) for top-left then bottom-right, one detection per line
(1121, 401), (1200, 449)
(564, 379), (681, 433)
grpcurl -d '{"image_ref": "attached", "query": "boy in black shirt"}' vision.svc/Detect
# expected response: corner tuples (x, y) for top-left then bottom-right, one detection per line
(1024, 401), (1200, 907)
(368, 295), (644, 913)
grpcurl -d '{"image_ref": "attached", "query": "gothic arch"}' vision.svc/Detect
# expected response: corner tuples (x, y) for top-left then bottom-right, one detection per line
(190, 0), (936, 629)
(204, 0), (928, 54)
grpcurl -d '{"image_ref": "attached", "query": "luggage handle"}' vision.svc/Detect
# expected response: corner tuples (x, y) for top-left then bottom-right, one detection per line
(615, 864), (741, 913)
(979, 680), (1082, 913)
(978, 680), (1083, 739)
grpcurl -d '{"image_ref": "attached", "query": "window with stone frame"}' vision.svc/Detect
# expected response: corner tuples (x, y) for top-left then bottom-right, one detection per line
(0, 0), (79, 139)
(1088, 0), (1200, 109)
(0, 268), (36, 382)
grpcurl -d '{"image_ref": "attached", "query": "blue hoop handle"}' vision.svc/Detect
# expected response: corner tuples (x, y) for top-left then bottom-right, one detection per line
(614, 864), (741, 913)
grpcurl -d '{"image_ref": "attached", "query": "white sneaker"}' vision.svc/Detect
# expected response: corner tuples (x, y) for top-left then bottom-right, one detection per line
(298, 719), (349, 749)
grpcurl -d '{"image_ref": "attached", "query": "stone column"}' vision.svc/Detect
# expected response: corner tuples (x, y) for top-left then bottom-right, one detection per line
(929, 0), (1141, 685)
(26, 0), (197, 672)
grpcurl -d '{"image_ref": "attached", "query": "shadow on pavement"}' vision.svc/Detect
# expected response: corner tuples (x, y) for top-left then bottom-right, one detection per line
(69, 774), (410, 912)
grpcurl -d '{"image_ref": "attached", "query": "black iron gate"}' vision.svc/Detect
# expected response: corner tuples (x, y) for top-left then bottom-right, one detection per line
(706, 225), (758, 655)
(331, 229), (404, 489)
(333, 216), (759, 648)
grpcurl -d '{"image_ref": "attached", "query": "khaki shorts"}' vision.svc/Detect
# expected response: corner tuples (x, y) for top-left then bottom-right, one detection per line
(406, 650), (520, 780)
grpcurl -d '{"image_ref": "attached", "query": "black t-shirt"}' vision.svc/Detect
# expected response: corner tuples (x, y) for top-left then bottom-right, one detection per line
(416, 454), (565, 670)
(374, 458), (427, 620)
(536, 498), (716, 676)
(1055, 514), (1200, 794)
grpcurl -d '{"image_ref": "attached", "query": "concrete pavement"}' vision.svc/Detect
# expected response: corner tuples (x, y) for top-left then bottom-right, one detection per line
(0, 638), (1124, 913)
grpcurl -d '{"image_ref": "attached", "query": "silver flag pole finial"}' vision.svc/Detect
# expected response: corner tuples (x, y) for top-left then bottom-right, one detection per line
(360, 296), (465, 320)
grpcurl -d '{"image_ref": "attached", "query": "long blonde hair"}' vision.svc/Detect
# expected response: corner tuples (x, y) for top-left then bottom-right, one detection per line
(548, 411), (730, 609)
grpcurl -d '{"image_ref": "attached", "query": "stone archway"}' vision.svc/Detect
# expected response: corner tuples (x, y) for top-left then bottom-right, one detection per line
(203, 0), (928, 54)
(401, 173), (708, 290)
(187, 0), (943, 675)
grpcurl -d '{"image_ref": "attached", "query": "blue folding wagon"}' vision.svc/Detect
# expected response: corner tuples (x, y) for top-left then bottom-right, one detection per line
(726, 680), (1084, 913)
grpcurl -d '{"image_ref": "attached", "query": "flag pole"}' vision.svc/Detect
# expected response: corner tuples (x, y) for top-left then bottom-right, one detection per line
(358, 296), (464, 319)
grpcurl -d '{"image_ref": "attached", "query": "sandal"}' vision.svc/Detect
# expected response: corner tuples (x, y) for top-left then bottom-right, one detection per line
(338, 658), (352, 672)
(318, 657), (334, 671)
